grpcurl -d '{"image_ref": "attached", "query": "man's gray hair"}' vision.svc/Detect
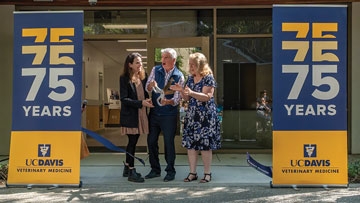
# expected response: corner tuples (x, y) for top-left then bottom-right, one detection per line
(161, 48), (177, 59)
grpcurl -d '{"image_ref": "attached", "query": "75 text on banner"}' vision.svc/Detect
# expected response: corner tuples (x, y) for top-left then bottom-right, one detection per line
(7, 11), (84, 187)
(272, 5), (348, 187)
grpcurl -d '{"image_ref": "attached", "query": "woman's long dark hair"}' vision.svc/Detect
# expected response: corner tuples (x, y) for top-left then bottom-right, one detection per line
(121, 52), (145, 80)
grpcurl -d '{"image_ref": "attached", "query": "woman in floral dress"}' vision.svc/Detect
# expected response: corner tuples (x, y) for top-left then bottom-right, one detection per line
(171, 52), (221, 183)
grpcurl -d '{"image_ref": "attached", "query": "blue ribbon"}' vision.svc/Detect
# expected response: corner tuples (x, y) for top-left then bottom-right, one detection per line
(246, 152), (272, 178)
(81, 127), (145, 166)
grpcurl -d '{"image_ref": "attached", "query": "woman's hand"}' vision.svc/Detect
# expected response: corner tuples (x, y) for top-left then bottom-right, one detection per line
(142, 99), (154, 108)
(183, 86), (193, 96)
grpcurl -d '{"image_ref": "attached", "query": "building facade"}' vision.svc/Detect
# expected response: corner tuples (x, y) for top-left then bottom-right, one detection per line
(1, 1), (360, 155)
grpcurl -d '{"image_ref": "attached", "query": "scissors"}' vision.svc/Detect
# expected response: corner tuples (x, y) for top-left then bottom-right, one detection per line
(152, 85), (165, 106)
(152, 78), (175, 106)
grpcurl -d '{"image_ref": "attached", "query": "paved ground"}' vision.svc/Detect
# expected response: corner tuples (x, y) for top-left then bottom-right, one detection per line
(1, 153), (360, 202)
(1, 182), (360, 202)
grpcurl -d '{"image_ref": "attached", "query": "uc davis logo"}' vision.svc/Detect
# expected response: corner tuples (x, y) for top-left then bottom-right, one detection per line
(25, 144), (64, 166)
(38, 144), (51, 157)
(304, 144), (316, 158)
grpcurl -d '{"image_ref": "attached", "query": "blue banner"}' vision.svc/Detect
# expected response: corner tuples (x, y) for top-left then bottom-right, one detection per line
(273, 5), (347, 131)
(12, 11), (83, 131)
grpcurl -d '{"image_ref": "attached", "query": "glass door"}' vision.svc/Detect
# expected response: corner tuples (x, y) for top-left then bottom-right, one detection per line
(147, 37), (210, 72)
(147, 37), (210, 153)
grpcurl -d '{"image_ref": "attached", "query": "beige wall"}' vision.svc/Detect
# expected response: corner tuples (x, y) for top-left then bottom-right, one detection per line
(83, 42), (105, 102)
(104, 66), (121, 102)
(0, 6), (14, 155)
(351, 2), (360, 154)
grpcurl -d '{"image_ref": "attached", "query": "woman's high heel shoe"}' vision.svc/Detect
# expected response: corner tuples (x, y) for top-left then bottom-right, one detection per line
(199, 173), (212, 183)
(183, 172), (198, 182)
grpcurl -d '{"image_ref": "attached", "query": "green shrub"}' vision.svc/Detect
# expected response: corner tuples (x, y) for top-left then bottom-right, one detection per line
(348, 159), (360, 183)
(0, 163), (8, 182)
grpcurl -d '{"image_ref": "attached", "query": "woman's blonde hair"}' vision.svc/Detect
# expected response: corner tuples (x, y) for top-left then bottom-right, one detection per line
(189, 52), (212, 76)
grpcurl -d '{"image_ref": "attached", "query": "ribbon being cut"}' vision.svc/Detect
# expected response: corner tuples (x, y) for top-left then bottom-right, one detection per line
(81, 127), (145, 166)
(246, 152), (272, 178)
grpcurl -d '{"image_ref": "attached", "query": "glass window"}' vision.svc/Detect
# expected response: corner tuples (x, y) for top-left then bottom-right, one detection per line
(216, 37), (272, 104)
(217, 9), (272, 34)
(197, 9), (213, 36)
(151, 9), (213, 38)
(84, 10), (147, 35)
(216, 37), (273, 149)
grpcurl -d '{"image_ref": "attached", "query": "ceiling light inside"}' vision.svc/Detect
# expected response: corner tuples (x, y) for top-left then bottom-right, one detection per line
(103, 24), (147, 29)
(126, 49), (147, 52)
(117, 40), (147, 43)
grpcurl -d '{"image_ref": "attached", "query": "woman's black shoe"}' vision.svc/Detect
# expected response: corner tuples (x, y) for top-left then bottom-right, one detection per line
(123, 162), (141, 177)
(200, 173), (212, 183)
(122, 162), (129, 177)
(184, 172), (198, 182)
(128, 168), (145, 183)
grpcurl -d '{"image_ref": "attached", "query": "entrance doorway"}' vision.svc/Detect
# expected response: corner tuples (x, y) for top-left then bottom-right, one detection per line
(147, 37), (210, 71)
(146, 37), (210, 154)
(84, 37), (210, 153)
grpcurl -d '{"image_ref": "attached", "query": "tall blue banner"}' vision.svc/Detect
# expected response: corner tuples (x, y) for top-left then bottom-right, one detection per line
(8, 11), (84, 187)
(273, 5), (347, 131)
(12, 11), (83, 131)
(272, 5), (348, 187)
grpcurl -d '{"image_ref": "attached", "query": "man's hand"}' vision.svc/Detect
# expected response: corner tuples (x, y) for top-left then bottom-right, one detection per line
(148, 80), (157, 91)
(160, 98), (172, 106)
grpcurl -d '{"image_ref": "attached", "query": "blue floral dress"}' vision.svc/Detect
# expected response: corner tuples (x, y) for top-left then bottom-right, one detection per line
(182, 74), (221, 150)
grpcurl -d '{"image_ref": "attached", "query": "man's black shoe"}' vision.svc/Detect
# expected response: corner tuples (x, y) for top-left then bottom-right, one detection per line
(163, 173), (175, 182)
(145, 170), (161, 179)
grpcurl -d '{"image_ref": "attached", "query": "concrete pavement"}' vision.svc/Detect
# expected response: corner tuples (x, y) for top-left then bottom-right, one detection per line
(1, 153), (360, 202)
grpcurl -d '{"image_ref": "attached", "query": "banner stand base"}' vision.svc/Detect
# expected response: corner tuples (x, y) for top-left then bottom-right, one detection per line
(6, 181), (82, 189)
(270, 181), (349, 189)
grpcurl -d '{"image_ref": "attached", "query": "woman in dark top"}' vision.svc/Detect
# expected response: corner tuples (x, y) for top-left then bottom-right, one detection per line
(119, 52), (153, 183)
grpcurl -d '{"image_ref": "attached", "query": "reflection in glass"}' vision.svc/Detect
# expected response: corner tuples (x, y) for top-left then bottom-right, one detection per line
(217, 38), (272, 64)
(216, 37), (273, 149)
(151, 10), (213, 38)
(84, 10), (147, 35)
(217, 9), (272, 34)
